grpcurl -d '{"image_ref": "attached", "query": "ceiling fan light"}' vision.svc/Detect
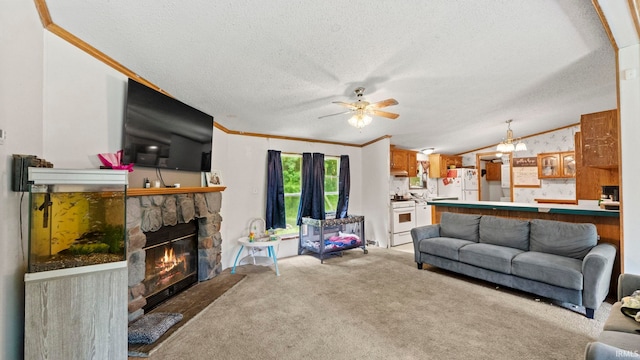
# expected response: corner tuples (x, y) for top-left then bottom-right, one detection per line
(347, 115), (359, 128)
(348, 112), (372, 129)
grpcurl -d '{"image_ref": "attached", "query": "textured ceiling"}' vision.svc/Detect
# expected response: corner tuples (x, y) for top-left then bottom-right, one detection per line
(44, 0), (617, 154)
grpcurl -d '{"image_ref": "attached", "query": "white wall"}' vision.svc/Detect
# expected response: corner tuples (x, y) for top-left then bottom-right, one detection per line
(43, 33), (128, 168)
(0, 1), (44, 358)
(619, 44), (640, 274)
(362, 138), (392, 248)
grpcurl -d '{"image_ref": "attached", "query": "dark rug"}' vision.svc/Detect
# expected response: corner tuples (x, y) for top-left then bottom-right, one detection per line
(128, 272), (245, 358)
(128, 313), (184, 345)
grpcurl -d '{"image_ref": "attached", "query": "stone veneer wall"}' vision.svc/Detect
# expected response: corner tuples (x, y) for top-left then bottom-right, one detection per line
(126, 192), (223, 321)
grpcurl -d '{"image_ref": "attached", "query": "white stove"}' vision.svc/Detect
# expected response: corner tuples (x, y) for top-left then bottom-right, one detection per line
(390, 200), (416, 246)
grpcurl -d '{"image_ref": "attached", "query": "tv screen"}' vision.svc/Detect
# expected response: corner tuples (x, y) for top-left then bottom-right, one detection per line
(122, 78), (213, 172)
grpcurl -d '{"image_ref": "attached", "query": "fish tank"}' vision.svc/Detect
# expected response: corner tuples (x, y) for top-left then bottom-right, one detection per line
(27, 168), (128, 273)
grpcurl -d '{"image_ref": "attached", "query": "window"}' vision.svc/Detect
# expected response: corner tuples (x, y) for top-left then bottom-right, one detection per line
(280, 154), (340, 235)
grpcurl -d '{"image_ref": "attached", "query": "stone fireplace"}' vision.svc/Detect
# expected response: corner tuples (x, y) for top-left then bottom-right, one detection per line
(126, 191), (223, 321)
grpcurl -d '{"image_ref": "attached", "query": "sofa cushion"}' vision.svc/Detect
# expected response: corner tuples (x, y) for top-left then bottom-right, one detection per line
(604, 302), (640, 334)
(439, 212), (481, 242)
(418, 237), (474, 261)
(459, 243), (524, 274)
(529, 219), (597, 259)
(479, 216), (530, 251)
(511, 251), (583, 290)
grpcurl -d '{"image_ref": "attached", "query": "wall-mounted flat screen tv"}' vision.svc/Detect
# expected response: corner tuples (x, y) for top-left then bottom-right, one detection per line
(122, 78), (213, 172)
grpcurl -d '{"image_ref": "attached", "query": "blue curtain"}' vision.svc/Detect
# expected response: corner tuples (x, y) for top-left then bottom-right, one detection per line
(311, 152), (325, 220)
(266, 150), (286, 229)
(336, 155), (350, 218)
(296, 153), (313, 225)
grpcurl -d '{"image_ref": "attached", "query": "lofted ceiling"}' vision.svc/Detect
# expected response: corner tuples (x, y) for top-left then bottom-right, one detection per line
(43, 0), (617, 154)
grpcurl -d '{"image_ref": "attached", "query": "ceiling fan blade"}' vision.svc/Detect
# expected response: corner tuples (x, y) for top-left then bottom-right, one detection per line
(370, 109), (399, 119)
(368, 98), (398, 109)
(332, 101), (357, 109)
(318, 110), (353, 119)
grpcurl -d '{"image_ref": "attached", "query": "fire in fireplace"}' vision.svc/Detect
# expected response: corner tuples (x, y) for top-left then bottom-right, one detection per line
(142, 221), (198, 311)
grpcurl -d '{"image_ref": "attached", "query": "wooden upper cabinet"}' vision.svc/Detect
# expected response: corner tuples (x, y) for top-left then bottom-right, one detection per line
(580, 109), (619, 169)
(428, 154), (463, 178)
(537, 151), (575, 178)
(575, 132), (620, 200)
(485, 162), (501, 181)
(390, 149), (408, 171)
(390, 146), (418, 177)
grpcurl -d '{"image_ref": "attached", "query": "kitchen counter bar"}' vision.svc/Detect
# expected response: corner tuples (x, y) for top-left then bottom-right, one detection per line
(426, 200), (619, 217)
(426, 199), (621, 294)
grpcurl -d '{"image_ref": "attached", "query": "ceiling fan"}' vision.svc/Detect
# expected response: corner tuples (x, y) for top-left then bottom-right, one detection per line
(319, 87), (399, 129)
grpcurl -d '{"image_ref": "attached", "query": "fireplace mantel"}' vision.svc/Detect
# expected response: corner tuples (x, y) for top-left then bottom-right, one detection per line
(127, 186), (226, 196)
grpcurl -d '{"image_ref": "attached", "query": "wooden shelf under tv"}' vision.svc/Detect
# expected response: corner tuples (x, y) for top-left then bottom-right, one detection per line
(127, 186), (226, 196)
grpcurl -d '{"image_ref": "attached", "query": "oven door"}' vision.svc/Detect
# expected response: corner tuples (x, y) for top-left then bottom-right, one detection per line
(392, 207), (416, 234)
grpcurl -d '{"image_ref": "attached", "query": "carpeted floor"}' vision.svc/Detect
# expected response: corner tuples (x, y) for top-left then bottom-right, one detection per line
(146, 247), (610, 360)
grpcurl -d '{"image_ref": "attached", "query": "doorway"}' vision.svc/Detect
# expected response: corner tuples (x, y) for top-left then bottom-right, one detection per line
(476, 152), (512, 202)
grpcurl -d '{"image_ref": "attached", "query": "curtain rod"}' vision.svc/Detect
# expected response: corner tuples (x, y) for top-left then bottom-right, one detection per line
(279, 151), (343, 158)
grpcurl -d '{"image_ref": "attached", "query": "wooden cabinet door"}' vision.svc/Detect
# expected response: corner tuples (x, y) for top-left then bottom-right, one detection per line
(576, 132), (619, 200)
(485, 162), (501, 181)
(428, 154), (442, 178)
(580, 109), (618, 168)
(391, 149), (407, 170)
(407, 151), (417, 177)
(538, 153), (561, 178)
(561, 152), (576, 177)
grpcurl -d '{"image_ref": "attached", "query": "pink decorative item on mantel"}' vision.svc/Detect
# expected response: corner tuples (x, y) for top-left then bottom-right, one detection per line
(98, 150), (134, 172)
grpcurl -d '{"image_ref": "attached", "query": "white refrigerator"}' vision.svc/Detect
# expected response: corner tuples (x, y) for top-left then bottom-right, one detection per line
(437, 168), (479, 201)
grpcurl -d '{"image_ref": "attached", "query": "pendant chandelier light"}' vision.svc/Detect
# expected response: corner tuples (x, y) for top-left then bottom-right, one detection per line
(496, 119), (527, 152)
(347, 109), (373, 129)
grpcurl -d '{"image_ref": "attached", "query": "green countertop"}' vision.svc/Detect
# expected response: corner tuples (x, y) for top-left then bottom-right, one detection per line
(426, 200), (620, 218)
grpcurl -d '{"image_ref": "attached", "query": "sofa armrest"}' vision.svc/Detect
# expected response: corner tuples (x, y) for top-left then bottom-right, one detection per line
(618, 273), (640, 301)
(582, 243), (617, 309)
(411, 224), (440, 263)
(584, 341), (630, 360)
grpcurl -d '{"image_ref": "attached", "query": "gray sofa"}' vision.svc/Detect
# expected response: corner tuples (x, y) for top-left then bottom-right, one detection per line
(585, 273), (640, 359)
(411, 212), (617, 318)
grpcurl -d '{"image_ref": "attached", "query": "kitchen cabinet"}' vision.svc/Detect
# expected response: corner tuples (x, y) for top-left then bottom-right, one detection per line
(537, 151), (575, 179)
(485, 162), (501, 181)
(580, 109), (618, 169)
(390, 146), (418, 176)
(428, 154), (463, 178)
(575, 132), (619, 200)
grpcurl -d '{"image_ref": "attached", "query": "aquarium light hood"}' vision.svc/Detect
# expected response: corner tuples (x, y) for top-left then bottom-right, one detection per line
(28, 168), (129, 185)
